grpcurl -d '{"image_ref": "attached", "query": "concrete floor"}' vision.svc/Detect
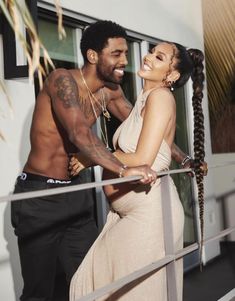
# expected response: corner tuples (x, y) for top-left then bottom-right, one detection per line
(184, 242), (235, 301)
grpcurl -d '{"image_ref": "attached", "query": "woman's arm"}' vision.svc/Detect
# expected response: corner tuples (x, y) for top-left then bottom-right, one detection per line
(113, 89), (175, 167)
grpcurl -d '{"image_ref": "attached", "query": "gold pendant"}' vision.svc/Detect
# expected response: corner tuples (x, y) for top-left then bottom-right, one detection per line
(103, 110), (111, 121)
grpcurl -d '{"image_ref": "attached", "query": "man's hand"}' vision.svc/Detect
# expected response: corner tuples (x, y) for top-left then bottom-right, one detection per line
(121, 165), (157, 184)
(200, 161), (208, 176)
(171, 144), (208, 177)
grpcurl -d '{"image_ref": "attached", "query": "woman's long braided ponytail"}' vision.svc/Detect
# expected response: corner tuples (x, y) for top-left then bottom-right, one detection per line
(187, 48), (205, 268)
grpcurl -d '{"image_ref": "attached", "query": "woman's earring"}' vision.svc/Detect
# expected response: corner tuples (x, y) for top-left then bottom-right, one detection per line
(170, 81), (175, 92)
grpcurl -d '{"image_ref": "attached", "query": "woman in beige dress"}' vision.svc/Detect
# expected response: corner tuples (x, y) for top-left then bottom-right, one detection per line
(70, 41), (205, 301)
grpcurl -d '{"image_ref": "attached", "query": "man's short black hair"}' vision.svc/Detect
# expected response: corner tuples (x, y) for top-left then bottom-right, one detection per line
(80, 20), (127, 62)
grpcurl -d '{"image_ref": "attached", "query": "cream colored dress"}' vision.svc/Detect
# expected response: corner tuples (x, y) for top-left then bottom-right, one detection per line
(70, 89), (185, 301)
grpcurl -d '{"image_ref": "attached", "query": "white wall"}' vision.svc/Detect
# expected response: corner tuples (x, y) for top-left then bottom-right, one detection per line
(0, 33), (35, 300)
(0, 0), (233, 299)
(46, 0), (204, 49)
(211, 154), (235, 241)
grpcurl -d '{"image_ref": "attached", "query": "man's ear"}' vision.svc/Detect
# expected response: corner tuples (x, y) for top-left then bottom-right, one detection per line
(87, 49), (98, 64)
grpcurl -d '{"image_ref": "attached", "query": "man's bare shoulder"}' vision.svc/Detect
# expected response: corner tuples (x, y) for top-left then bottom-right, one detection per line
(46, 68), (73, 83)
(44, 68), (78, 94)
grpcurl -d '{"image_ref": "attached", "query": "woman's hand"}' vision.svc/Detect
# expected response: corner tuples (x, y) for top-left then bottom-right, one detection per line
(113, 149), (157, 184)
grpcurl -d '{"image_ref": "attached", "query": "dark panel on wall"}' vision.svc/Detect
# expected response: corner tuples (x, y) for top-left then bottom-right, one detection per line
(2, 0), (38, 79)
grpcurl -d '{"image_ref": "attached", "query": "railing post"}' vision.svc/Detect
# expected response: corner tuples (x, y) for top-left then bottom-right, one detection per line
(161, 175), (179, 301)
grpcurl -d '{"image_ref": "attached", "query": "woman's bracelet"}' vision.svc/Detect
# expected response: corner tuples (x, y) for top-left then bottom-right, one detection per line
(181, 155), (193, 167)
(119, 165), (128, 178)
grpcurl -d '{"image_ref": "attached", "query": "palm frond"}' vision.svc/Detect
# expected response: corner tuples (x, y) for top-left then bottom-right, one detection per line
(54, 0), (66, 40)
(0, 0), (55, 85)
(0, 0), (66, 140)
(202, 0), (235, 121)
(0, 130), (6, 141)
(0, 79), (13, 114)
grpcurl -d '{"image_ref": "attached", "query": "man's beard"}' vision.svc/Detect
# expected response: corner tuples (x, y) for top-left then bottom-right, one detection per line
(96, 65), (123, 85)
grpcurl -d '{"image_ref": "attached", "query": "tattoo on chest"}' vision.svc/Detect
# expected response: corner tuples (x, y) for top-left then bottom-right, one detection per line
(78, 95), (102, 119)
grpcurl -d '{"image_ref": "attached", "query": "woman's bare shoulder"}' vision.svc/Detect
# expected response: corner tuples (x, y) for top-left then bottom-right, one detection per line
(147, 87), (175, 107)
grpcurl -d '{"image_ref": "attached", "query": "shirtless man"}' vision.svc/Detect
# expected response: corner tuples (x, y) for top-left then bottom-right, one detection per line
(11, 20), (158, 301)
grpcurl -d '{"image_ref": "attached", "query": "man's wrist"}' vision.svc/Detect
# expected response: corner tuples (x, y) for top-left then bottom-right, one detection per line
(119, 165), (128, 177)
(181, 155), (193, 167)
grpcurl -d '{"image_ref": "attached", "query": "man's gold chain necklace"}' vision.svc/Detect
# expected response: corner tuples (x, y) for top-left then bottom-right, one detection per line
(79, 68), (111, 150)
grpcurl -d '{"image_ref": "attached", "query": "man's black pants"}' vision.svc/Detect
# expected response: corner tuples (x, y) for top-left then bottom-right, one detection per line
(11, 171), (98, 301)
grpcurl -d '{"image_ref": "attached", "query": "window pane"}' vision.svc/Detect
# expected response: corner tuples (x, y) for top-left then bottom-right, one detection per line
(35, 19), (78, 95)
(38, 19), (78, 65)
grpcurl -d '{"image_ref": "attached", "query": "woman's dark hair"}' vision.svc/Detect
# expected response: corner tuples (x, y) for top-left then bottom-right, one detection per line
(80, 20), (128, 63)
(174, 43), (205, 265)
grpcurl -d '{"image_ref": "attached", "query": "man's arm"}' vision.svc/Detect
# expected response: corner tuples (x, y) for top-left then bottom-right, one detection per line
(106, 85), (133, 121)
(171, 143), (191, 165)
(171, 143), (208, 176)
(46, 69), (156, 182)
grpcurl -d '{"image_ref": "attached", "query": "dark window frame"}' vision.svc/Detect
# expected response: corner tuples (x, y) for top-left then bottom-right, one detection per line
(2, 0), (37, 79)
(1, 0), (88, 80)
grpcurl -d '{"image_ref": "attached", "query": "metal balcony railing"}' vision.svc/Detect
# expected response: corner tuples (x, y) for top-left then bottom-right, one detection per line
(0, 165), (235, 301)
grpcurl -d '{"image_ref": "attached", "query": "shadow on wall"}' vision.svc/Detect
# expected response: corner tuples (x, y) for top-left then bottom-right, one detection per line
(3, 104), (34, 301)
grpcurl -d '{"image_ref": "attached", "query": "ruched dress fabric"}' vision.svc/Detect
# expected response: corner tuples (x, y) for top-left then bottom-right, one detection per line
(70, 89), (185, 301)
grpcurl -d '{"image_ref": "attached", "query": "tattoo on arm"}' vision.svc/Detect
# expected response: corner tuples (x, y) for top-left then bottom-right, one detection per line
(54, 74), (100, 118)
(81, 144), (119, 164)
(54, 75), (79, 108)
(78, 131), (121, 168)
